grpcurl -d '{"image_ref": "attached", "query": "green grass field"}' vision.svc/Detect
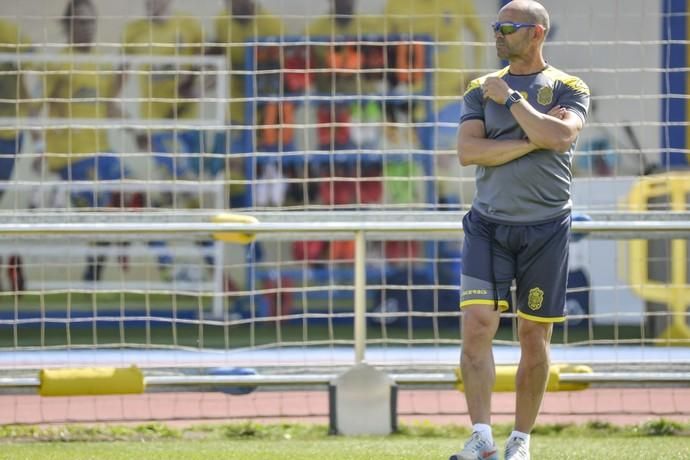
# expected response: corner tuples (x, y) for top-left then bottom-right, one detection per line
(2, 437), (689, 460)
(0, 421), (688, 460)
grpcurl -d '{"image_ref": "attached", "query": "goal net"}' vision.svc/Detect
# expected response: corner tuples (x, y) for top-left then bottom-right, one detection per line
(0, 0), (688, 425)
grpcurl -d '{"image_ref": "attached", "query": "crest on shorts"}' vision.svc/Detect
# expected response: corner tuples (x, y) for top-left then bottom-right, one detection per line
(528, 287), (544, 311)
(537, 86), (553, 106)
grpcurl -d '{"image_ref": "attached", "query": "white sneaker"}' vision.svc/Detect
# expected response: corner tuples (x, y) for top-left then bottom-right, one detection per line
(504, 436), (530, 460)
(449, 431), (498, 460)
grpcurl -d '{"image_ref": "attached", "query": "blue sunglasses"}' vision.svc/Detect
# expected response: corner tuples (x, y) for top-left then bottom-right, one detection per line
(491, 21), (537, 35)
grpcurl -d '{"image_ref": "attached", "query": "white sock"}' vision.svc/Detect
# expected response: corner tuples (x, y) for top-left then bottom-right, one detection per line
(510, 430), (530, 445)
(473, 423), (494, 444)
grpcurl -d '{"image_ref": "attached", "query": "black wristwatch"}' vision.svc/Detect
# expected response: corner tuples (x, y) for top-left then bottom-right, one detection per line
(505, 91), (522, 110)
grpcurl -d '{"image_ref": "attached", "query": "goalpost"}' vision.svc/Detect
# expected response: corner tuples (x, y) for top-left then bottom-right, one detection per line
(0, 0), (688, 425)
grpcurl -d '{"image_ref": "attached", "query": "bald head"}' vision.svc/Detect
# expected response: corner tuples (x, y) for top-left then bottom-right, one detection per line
(146, 0), (171, 17)
(332, 0), (354, 16)
(228, 0), (256, 17)
(501, 1), (550, 37)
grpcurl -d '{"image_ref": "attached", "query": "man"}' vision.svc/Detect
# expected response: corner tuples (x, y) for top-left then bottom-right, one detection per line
(451, 2), (589, 460)
(43, 0), (130, 281)
(208, 0), (286, 207)
(214, 0), (283, 125)
(123, 0), (203, 180)
(305, 0), (370, 37)
(304, 0), (378, 159)
(0, 18), (31, 292)
(123, 0), (204, 279)
(211, 0), (283, 156)
(205, 0), (284, 201)
(45, 0), (121, 184)
(383, 0), (486, 209)
(383, 0), (485, 110)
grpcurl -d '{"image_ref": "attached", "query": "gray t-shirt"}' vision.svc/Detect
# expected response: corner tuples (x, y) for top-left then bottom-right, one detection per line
(460, 65), (590, 224)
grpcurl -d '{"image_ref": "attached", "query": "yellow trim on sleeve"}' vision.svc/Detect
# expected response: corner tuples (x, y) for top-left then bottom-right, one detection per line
(517, 310), (566, 323)
(543, 66), (590, 95)
(464, 79), (481, 95)
(460, 299), (510, 312)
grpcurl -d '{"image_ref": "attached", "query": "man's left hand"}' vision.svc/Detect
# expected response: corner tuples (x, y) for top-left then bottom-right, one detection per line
(482, 77), (512, 105)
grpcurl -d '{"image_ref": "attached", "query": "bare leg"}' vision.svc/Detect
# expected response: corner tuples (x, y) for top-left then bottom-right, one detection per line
(461, 306), (501, 424)
(515, 318), (553, 433)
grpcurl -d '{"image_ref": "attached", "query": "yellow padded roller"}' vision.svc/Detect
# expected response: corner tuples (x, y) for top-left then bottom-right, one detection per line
(211, 213), (258, 244)
(454, 364), (592, 393)
(39, 366), (145, 397)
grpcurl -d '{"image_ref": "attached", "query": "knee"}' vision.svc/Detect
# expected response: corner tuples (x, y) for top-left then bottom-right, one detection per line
(518, 321), (552, 361)
(461, 309), (499, 357)
(464, 308), (498, 336)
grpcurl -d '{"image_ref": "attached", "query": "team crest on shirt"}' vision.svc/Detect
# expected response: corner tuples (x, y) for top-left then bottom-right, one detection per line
(528, 287), (544, 311)
(537, 86), (554, 106)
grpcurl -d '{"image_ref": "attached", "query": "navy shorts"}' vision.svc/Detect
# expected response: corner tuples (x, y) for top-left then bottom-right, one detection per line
(460, 209), (571, 323)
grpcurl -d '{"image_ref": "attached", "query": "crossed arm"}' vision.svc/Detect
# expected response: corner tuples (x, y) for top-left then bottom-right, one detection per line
(457, 77), (584, 167)
(457, 119), (535, 167)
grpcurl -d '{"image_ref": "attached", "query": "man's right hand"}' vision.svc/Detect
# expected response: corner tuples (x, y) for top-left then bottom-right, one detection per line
(547, 105), (566, 120)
